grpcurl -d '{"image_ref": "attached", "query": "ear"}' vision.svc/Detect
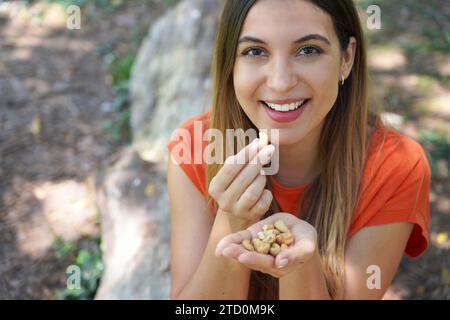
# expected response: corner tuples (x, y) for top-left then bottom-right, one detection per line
(341, 36), (357, 80)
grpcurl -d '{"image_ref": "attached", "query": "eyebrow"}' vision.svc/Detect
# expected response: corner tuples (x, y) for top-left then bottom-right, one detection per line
(237, 34), (331, 46)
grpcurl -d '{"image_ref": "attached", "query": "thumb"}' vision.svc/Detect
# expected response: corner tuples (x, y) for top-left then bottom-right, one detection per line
(275, 255), (289, 269)
(275, 238), (316, 268)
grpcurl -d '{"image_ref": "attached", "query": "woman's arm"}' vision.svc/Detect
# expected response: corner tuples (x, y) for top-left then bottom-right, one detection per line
(279, 250), (330, 299)
(343, 222), (413, 299)
(168, 159), (252, 299)
(279, 222), (413, 299)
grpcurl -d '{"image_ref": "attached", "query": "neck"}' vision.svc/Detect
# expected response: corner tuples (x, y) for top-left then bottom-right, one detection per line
(274, 121), (323, 187)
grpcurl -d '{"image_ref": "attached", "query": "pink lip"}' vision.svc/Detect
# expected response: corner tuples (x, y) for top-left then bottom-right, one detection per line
(261, 100), (309, 123)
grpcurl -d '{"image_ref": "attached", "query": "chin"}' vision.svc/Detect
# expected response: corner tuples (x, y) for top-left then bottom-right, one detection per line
(278, 136), (307, 146)
(269, 129), (309, 146)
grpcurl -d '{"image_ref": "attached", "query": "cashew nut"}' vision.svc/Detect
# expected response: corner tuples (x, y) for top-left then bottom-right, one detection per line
(242, 239), (254, 251)
(269, 243), (281, 256)
(276, 232), (294, 246)
(259, 131), (269, 149)
(274, 219), (289, 233)
(252, 238), (270, 254)
(240, 219), (294, 256)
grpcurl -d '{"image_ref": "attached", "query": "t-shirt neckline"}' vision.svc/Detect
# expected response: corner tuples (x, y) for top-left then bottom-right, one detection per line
(269, 176), (310, 193)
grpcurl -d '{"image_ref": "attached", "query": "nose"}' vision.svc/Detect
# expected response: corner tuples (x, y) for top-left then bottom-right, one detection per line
(266, 58), (298, 93)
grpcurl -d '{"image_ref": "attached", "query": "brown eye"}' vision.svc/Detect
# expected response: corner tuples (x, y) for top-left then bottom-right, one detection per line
(298, 46), (322, 56)
(242, 47), (266, 57)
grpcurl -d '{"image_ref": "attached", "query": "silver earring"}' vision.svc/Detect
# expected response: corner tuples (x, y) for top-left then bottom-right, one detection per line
(340, 75), (345, 86)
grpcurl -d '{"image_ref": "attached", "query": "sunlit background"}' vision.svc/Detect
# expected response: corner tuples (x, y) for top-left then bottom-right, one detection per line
(0, 0), (448, 299)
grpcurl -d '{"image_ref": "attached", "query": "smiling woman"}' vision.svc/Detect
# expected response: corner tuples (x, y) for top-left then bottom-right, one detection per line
(167, 0), (431, 300)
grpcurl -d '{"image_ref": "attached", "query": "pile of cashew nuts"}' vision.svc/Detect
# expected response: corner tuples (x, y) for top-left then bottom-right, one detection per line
(241, 219), (294, 257)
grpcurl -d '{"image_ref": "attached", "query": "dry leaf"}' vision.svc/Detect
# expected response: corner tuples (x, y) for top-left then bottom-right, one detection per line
(436, 232), (448, 245)
(145, 183), (155, 197)
(30, 115), (42, 136)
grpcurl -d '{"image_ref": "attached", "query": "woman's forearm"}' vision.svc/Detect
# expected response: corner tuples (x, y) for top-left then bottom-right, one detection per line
(173, 210), (253, 299)
(279, 250), (331, 299)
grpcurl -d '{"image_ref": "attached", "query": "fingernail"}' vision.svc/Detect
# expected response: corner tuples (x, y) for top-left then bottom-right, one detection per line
(215, 244), (224, 255)
(222, 248), (232, 257)
(277, 258), (288, 269)
(250, 139), (259, 153)
(259, 145), (275, 164)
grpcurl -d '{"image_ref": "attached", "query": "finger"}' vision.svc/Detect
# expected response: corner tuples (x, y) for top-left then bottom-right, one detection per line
(208, 139), (259, 197)
(221, 243), (249, 259)
(215, 229), (252, 256)
(238, 252), (281, 278)
(235, 175), (266, 211)
(256, 144), (275, 165)
(275, 227), (316, 267)
(234, 138), (260, 166)
(225, 145), (274, 201)
(237, 251), (275, 270)
(248, 189), (272, 221)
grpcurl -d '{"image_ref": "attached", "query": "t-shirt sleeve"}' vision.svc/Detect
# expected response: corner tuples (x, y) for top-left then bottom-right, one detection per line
(351, 136), (432, 258)
(166, 116), (208, 197)
(366, 155), (431, 257)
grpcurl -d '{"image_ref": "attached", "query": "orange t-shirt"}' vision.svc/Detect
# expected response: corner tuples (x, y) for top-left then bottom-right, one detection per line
(167, 111), (431, 258)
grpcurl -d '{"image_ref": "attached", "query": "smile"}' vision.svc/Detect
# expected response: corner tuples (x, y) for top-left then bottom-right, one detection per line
(261, 99), (309, 112)
(260, 99), (310, 123)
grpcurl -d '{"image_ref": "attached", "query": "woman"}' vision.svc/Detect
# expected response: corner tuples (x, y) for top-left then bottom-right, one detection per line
(167, 0), (430, 299)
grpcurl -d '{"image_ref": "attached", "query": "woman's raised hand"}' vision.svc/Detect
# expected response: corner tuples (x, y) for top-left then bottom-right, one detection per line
(208, 137), (275, 225)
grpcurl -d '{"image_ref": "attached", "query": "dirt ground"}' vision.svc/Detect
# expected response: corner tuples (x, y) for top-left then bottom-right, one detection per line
(0, 1), (448, 299)
(0, 1), (167, 299)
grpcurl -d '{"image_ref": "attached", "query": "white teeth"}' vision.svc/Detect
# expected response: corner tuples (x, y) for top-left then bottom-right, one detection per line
(266, 100), (305, 112)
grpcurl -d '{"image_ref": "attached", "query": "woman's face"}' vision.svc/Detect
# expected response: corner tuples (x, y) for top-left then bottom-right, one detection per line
(233, 0), (355, 145)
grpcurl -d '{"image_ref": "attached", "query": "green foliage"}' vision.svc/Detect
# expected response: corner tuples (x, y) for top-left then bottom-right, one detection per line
(44, 0), (88, 7)
(53, 236), (75, 259)
(103, 108), (131, 142)
(54, 236), (104, 300)
(358, 0), (450, 54)
(102, 53), (135, 143)
(419, 130), (450, 178)
(422, 28), (450, 53)
(164, 0), (181, 7)
(109, 53), (135, 88)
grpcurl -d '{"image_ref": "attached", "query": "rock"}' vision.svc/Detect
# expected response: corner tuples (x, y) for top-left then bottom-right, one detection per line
(96, 0), (224, 299)
(130, 0), (223, 163)
(94, 148), (170, 299)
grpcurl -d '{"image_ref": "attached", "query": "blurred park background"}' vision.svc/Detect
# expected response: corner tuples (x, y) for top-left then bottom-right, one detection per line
(0, 0), (448, 299)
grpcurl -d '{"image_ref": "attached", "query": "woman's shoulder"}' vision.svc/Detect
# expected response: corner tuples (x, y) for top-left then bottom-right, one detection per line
(167, 110), (211, 162)
(366, 124), (430, 175)
(359, 123), (432, 215)
(352, 125), (432, 257)
(175, 110), (211, 133)
(166, 110), (211, 196)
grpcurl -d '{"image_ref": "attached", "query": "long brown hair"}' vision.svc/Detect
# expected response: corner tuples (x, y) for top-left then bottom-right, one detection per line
(206, 0), (383, 299)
